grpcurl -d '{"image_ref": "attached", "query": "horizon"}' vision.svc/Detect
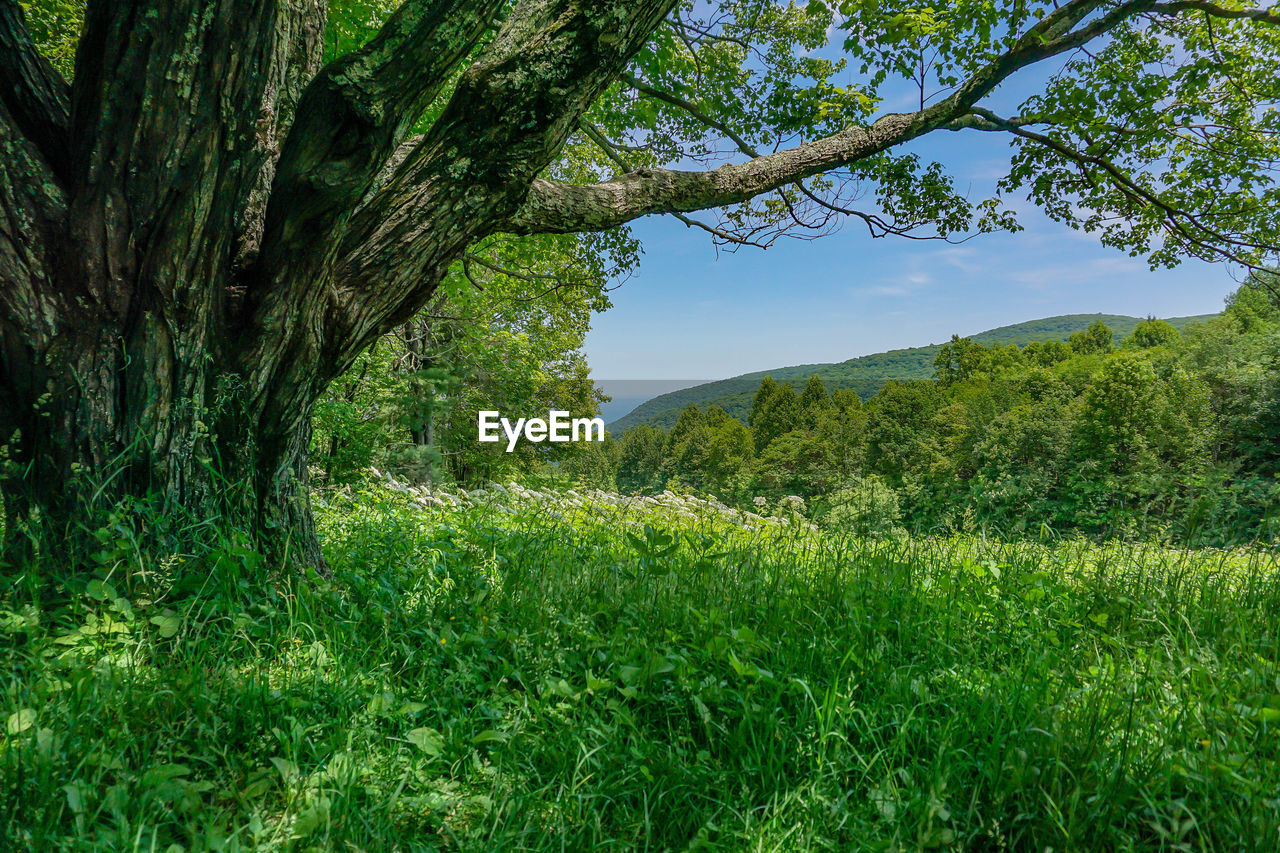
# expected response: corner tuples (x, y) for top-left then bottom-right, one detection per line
(590, 308), (1221, 387)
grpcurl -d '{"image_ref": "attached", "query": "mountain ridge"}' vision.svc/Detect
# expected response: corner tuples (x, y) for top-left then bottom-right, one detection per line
(608, 312), (1218, 432)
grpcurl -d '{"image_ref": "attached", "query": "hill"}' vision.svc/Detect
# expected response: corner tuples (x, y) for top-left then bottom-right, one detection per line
(608, 313), (1217, 431)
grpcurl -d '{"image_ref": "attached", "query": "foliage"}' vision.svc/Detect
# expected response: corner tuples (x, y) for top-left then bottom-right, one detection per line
(822, 475), (904, 539)
(613, 313), (1215, 432)
(1069, 319), (1116, 355)
(19, 0), (82, 76)
(608, 279), (1280, 546)
(310, 231), (626, 487)
(1126, 318), (1181, 350)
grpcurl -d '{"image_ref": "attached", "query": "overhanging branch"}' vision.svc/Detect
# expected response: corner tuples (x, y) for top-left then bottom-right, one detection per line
(502, 0), (1183, 236)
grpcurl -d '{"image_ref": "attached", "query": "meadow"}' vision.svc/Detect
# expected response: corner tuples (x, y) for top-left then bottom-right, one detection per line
(3, 483), (1279, 851)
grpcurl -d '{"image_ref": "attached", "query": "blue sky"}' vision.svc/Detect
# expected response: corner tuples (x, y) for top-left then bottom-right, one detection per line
(584, 124), (1240, 380)
(584, 35), (1244, 381)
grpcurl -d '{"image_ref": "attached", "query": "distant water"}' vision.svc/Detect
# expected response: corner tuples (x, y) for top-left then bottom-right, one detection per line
(595, 379), (713, 424)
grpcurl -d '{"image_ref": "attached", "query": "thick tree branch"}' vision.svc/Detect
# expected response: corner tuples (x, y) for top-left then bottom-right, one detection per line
(502, 0), (1177, 236)
(332, 0), (679, 353)
(0, 0), (72, 184)
(505, 114), (922, 234)
(579, 117), (770, 246)
(257, 0), (506, 281)
(0, 100), (66, 388)
(621, 73), (948, 243)
(68, 0), (326, 316)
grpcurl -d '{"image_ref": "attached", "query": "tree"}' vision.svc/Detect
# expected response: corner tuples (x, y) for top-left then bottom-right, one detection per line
(865, 380), (945, 486)
(934, 335), (988, 386)
(1023, 339), (1073, 367)
(1125, 318), (1180, 349)
(750, 429), (838, 499)
(615, 425), (667, 495)
(748, 379), (800, 452)
(1078, 352), (1162, 467)
(1070, 320), (1117, 355)
(660, 405), (752, 496)
(798, 375), (831, 427)
(3, 0), (1279, 570)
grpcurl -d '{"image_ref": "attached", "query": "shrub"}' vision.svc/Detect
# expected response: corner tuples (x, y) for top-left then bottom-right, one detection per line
(823, 475), (904, 539)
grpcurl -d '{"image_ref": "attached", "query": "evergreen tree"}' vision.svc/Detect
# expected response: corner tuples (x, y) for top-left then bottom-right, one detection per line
(749, 380), (800, 452)
(799, 375), (831, 426)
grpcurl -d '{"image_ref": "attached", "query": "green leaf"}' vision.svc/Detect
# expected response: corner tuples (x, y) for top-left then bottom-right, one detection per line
(407, 727), (444, 756)
(6, 708), (36, 734)
(292, 794), (331, 838)
(472, 729), (506, 746)
(86, 579), (116, 601)
(270, 757), (300, 784)
(150, 611), (181, 638)
(141, 763), (191, 787)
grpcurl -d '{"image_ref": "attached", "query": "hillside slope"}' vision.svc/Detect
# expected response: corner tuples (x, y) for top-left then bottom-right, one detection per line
(609, 313), (1216, 431)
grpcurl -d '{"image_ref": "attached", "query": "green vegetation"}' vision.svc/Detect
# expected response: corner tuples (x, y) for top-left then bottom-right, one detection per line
(5, 487), (1279, 850)
(7, 2), (1280, 848)
(611, 313), (1216, 431)
(605, 280), (1280, 545)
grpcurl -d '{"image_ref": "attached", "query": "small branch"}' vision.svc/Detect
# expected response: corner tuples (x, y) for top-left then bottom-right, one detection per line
(963, 107), (1277, 267)
(1147, 2), (1280, 24)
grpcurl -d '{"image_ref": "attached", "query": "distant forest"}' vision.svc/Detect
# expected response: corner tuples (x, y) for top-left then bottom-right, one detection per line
(588, 280), (1280, 545)
(611, 313), (1217, 431)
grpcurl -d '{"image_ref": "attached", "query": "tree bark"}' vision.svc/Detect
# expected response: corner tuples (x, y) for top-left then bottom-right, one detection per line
(1, 0), (334, 571)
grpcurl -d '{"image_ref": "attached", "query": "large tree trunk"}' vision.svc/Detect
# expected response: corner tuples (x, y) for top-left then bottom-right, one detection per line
(0, 0), (339, 570)
(0, 338), (321, 568)
(0, 0), (678, 575)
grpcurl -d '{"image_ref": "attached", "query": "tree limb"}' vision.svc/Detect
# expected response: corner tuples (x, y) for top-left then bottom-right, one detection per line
(258, 0), (506, 280)
(332, 0), (679, 352)
(0, 0), (71, 184)
(1147, 1), (1280, 24)
(579, 117), (773, 247)
(502, 0), (1178, 236)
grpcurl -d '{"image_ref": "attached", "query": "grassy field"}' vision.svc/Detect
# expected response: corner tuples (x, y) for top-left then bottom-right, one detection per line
(3, 484), (1280, 851)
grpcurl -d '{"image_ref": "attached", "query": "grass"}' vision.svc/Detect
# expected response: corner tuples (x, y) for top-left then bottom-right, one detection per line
(3, 483), (1280, 851)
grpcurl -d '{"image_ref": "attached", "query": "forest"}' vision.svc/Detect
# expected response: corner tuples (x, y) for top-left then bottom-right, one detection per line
(607, 312), (1216, 431)
(4, 0), (1280, 850)
(605, 280), (1280, 543)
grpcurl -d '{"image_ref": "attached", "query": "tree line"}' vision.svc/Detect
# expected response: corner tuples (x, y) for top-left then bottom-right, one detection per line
(589, 278), (1280, 544)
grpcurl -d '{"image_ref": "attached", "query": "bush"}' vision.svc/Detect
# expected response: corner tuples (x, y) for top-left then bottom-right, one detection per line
(822, 475), (904, 539)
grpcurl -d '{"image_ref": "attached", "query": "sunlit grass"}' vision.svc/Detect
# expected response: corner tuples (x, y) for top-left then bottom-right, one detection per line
(3, 483), (1279, 850)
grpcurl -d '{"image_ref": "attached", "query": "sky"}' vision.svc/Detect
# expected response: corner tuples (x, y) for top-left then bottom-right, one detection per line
(583, 31), (1245, 382)
(584, 128), (1241, 381)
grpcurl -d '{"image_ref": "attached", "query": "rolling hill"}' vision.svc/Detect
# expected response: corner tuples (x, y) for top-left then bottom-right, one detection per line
(608, 312), (1217, 432)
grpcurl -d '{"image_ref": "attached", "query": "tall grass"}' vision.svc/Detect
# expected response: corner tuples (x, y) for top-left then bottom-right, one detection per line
(3, 484), (1279, 850)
